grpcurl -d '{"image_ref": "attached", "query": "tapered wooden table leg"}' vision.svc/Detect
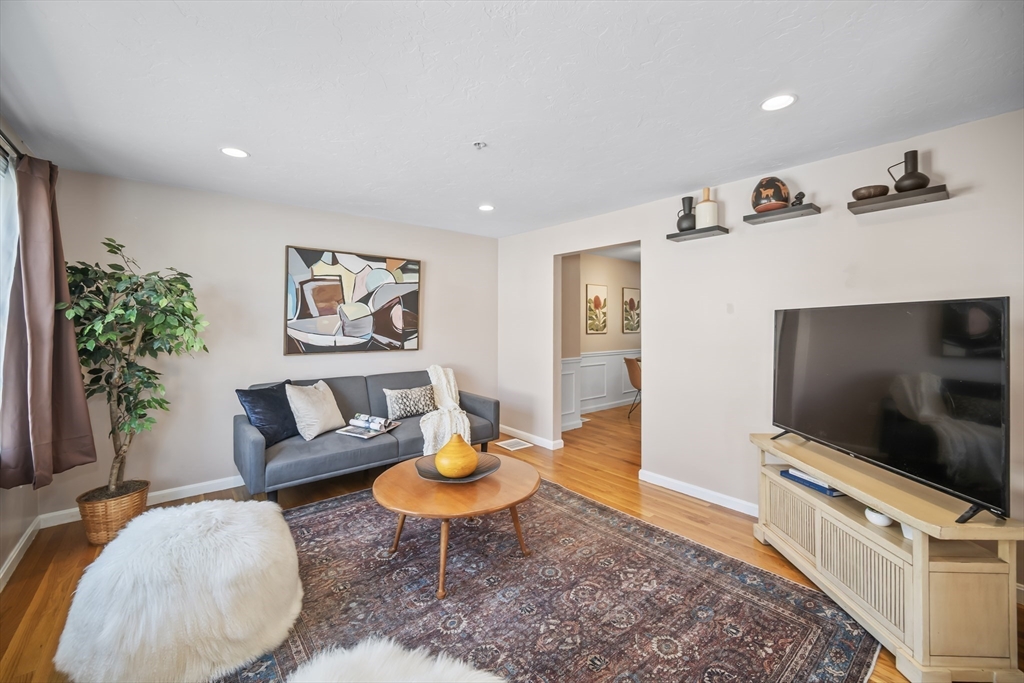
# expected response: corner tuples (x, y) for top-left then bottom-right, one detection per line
(437, 518), (450, 599)
(389, 514), (406, 554)
(509, 505), (531, 556)
(372, 456), (540, 600)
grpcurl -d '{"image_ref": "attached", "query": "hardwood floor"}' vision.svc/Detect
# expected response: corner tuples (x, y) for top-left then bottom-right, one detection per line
(1, 404), (1019, 681)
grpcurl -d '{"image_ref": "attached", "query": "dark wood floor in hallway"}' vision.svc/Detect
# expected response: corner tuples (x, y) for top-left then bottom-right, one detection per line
(1, 404), (1019, 681)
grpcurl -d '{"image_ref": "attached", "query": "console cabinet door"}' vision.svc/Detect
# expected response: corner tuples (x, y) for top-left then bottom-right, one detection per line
(816, 510), (909, 643)
(764, 477), (816, 561)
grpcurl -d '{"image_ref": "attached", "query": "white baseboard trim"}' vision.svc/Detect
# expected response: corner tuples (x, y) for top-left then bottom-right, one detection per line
(499, 424), (564, 451)
(0, 517), (40, 593)
(581, 396), (636, 414)
(37, 507), (82, 529)
(561, 419), (583, 431)
(37, 475), (246, 529)
(638, 469), (759, 517)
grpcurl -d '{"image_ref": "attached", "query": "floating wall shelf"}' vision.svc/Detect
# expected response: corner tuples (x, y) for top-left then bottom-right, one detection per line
(743, 204), (822, 225)
(665, 226), (729, 242)
(847, 185), (949, 215)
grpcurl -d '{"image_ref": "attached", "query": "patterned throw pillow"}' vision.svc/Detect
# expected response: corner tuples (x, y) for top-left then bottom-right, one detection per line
(383, 385), (436, 420)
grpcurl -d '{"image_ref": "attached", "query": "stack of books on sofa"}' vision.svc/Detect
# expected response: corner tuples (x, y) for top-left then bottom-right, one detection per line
(780, 468), (845, 497)
(337, 413), (400, 439)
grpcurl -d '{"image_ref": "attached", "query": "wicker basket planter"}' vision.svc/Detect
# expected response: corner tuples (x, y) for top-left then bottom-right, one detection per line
(76, 480), (150, 545)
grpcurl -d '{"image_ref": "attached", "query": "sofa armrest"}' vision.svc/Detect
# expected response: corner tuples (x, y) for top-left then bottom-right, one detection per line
(459, 391), (499, 441)
(233, 415), (267, 494)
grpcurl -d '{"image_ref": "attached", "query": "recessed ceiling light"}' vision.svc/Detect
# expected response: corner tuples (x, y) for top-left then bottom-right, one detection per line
(760, 94), (796, 111)
(220, 147), (249, 158)
(479, 204), (494, 212)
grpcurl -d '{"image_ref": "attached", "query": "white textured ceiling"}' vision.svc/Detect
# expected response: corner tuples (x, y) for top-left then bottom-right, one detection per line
(1, 1), (1022, 238)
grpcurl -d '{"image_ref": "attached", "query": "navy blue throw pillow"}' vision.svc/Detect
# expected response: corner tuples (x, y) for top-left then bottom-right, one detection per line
(235, 381), (299, 447)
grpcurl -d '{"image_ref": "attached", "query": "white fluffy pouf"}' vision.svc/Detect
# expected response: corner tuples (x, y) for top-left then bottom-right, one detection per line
(54, 499), (303, 683)
(288, 638), (504, 683)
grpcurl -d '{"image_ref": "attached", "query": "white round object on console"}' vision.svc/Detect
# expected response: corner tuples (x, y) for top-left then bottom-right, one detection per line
(864, 507), (893, 527)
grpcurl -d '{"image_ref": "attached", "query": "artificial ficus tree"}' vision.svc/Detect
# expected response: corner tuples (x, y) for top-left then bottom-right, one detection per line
(59, 238), (208, 495)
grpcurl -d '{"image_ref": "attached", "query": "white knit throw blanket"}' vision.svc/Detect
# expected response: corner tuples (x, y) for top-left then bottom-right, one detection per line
(420, 365), (471, 455)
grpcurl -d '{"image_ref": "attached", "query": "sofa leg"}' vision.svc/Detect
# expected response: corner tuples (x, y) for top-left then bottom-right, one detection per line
(481, 441), (488, 452)
(266, 490), (279, 503)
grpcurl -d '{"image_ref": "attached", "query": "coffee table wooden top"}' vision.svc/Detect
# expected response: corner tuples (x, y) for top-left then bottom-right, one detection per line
(372, 455), (540, 519)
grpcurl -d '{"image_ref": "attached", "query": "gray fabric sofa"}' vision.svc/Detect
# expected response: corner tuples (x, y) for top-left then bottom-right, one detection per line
(233, 371), (499, 501)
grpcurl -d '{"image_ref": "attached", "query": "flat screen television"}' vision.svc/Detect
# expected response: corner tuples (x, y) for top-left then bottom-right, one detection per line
(773, 297), (1009, 520)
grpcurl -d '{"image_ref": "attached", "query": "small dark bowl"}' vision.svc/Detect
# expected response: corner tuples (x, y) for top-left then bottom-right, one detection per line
(852, 185), (889, 201)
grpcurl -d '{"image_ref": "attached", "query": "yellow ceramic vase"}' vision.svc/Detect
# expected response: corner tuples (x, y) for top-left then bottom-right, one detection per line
(434, 434), (478, 478)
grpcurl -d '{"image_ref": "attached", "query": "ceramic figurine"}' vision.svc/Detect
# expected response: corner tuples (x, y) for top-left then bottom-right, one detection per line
(791, 192), (805, 207)
(888, 150), (929, 193)
(751, 177), (789, 213)
(695, 187), (719, 229)
(676, 196), (696, 232)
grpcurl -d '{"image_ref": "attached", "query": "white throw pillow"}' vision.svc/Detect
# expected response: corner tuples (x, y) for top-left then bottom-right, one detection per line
(285, 381), (345, 441)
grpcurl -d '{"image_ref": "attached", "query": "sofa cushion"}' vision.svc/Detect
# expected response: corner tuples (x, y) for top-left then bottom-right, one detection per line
(264, 432), (399, 489)
(254, 376), (371, 421)
(383, 385), (436, 420)
(285, 381), (347, 441)
(390, 413), (496, 457)
(366, 371), (431, 418)
(235, 381), (299, 447)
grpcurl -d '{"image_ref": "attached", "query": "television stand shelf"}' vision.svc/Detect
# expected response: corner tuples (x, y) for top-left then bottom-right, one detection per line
(751, 433), (1022, 683)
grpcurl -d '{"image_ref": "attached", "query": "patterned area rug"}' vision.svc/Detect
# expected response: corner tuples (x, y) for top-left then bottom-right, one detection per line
(223, 481), (879, 682)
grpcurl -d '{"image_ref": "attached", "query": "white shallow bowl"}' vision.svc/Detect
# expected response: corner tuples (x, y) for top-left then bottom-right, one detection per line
(864, 507), (893, 527)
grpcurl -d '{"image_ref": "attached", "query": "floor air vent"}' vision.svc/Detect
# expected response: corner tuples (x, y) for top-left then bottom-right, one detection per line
(495, 438), (532, 451)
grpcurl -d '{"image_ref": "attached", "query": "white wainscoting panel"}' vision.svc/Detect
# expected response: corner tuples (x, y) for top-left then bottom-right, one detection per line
(580, 363), (606, 401)
(579, 349), (640, 414)
(560, 357), (583, 431)
(622, 367), (636, 395)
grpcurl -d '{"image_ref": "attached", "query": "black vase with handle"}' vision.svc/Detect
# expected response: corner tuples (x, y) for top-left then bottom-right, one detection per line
(889, 150), (930, 193)
(677, 196), (696, 232)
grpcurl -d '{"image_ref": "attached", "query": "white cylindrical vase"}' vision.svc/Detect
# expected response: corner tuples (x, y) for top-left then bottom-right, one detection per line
(695, 187), (718, 229)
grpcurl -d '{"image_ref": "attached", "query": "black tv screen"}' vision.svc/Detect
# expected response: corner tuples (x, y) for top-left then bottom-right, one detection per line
(773, 297), (1009, 517)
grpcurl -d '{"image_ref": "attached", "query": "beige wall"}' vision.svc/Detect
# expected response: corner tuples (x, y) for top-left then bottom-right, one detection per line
(39, 171), (498, 515)
(498, 111), (1024, 565)
(560, 255), (581, 359)
(579, 253), (641, 354)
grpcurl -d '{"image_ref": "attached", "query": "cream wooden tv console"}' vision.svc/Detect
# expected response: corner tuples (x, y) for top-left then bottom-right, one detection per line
(751, 433), (1022, 683)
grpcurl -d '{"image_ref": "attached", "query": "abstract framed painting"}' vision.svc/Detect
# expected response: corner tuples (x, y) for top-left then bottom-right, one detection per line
(623, 287), (640, 334)
(586, 284), (607, 334)
(284, 246), (421, 354)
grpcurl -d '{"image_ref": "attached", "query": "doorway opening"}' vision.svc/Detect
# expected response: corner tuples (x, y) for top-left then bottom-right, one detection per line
(556, 241), (641, 469)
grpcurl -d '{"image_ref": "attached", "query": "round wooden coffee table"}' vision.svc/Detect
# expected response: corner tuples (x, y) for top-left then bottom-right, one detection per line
(372, 454), (540, 599)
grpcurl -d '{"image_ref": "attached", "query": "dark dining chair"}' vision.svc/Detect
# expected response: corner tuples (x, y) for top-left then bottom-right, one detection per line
(624, 357), (641, 419)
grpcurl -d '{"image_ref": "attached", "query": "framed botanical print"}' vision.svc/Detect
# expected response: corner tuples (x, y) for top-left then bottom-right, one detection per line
(586, 284), (607, 334)
(623, 287), (640, 333)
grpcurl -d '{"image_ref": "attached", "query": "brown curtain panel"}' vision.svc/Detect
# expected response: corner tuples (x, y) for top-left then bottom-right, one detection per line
(0, 156), (96, 489)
